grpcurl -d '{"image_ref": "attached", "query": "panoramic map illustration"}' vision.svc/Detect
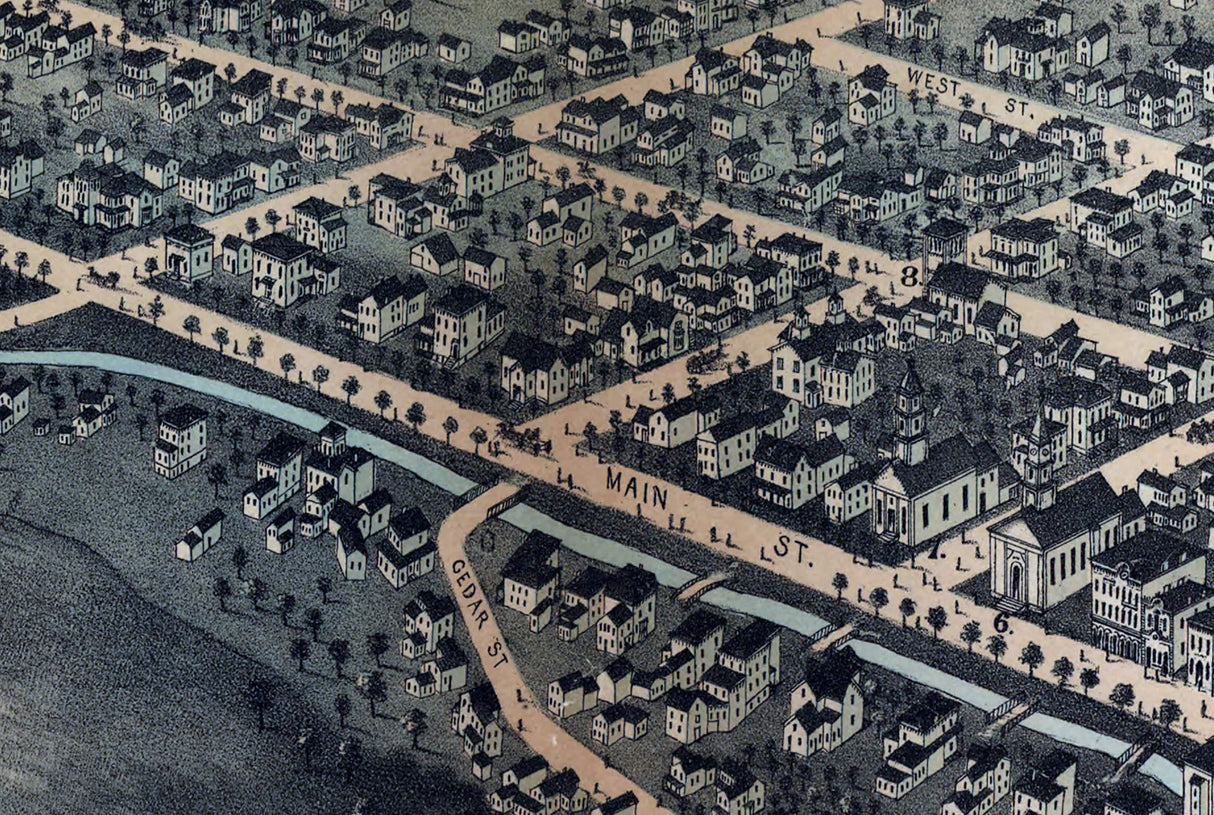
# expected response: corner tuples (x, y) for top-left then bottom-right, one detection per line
(15, 0), (1214, 812)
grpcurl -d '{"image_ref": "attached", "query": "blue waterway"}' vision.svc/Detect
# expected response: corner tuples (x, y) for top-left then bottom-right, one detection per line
(0, 348), (1185, 795)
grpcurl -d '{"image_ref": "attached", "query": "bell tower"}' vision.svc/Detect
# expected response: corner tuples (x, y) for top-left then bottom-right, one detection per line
(1022, 409), (1056, 510)
(893, 361), (928, 466)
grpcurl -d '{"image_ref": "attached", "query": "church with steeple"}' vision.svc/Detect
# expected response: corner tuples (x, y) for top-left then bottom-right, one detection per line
(989, 411), (1146, 613)
(869, 361), (1008, 547)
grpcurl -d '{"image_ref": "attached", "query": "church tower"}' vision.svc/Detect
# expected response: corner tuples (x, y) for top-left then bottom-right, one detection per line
(787, 304), (813, 340)
(825, 288), (846, 325)
(893, 361), (928, 466)
(1022, 409), (1056, 510)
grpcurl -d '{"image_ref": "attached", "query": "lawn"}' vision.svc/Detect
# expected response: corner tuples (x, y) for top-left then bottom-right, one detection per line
(0, 359), (532, 812)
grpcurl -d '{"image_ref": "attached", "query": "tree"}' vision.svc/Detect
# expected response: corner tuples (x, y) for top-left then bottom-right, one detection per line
(1114, 139), (1130, 165)
(1109, 682), (1135, 712)
(290, 638), (311, 672)
(1079, 667), (1100, 696)
(248, 579), (268, 612)
(230, 544), (248, 580)
(1019, 642), (1044, 677)
(334, 693), (352, 728)
(317, 576), (332, 605)
(832, 572), (848, 600)
(279, 353), (296, 380)
(960, 621), (982, 651)
(468, 425), (488, 455)
(212, 576), (232, 611)
(340, 375), (361, 405)
(868, 587), (889, 617)
(183, 315), (201, 342)
(1139, 2), (1160, 44)
(312, 365), (329, 392)
(148, 295), (165, 327)
(207, 463), (227, 499)
(367, 632), (390, 668)
(987, 634), (1007, 663)
(277, 594), (296, 627)
(634, 191), (648, 213)
(1159, 698), (1181, 729)
(212, 326), (230, 353)
(327, 639), (351, 677)
(443, 415), (459, 444)
(244, 678), (275, 732)
(305, 607), (323, 641)
(1051, 656), (1074, 687)
(357, 670), (388, 719)
(371, 390), (392, 417)
(402, 707), (427, 748)
(898, 597), (916, 627)
(926, 606), (948, 639)
(406, 402), (426, 431)
(246, 335), (264, 368)
(1110, 2), (1127, 32)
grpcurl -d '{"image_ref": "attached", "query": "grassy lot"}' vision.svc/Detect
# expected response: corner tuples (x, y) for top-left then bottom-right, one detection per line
(0, 360), (535, 811)
(0, 503), (494, 814)
(837, 0), (1214, 144)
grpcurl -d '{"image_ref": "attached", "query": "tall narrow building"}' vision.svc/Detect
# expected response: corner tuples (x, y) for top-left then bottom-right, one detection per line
(1021, 410), (1056, 511)
(893, 361), (928, 467)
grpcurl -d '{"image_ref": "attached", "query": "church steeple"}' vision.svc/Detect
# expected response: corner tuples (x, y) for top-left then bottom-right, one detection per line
(825, 287), (845, 325)
(893, 360), (928, 466)
(1022, 407), (1055, 510)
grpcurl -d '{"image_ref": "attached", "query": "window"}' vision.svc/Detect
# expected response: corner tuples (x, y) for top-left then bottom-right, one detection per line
(1050, 557), (1056, 586)
(962, 485), (969, 511)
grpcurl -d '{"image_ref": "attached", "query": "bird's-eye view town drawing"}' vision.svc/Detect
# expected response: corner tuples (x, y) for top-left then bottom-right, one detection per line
(23, 0), (1214, 812)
